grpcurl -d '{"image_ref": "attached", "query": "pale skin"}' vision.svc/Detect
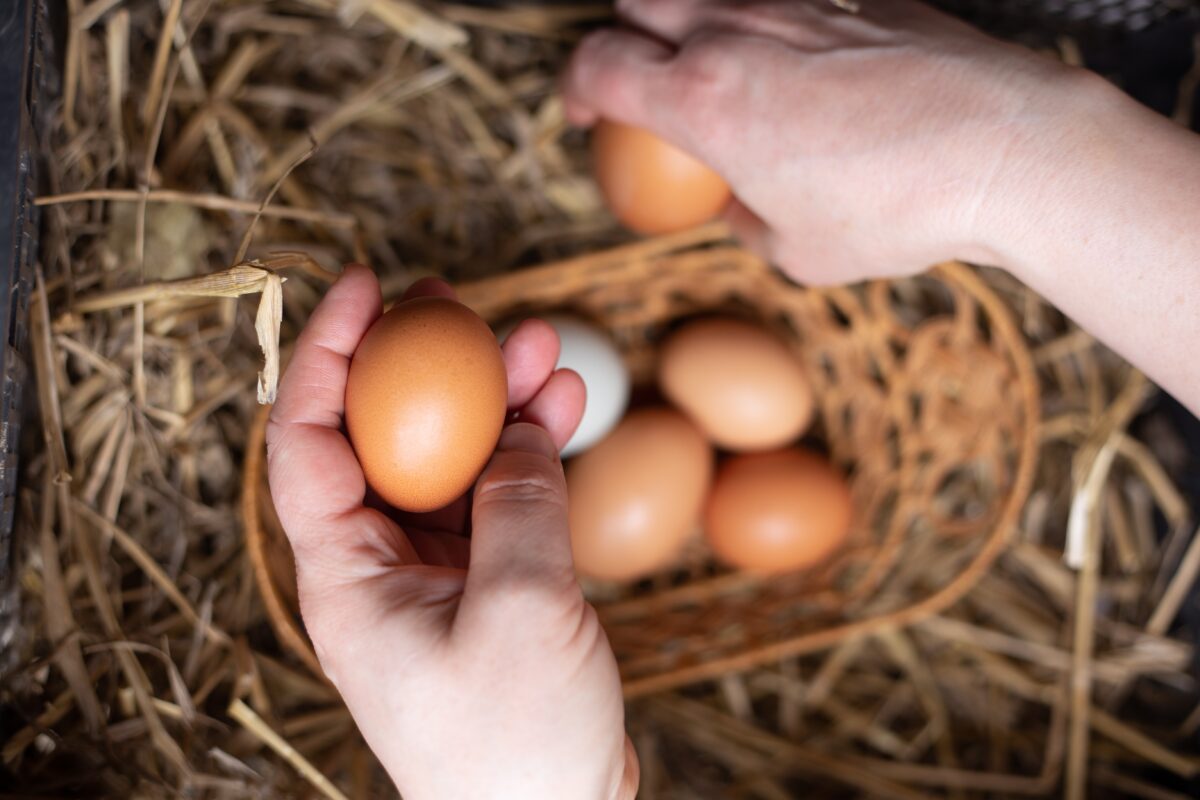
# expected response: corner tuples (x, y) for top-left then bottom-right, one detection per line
(267, 1), (1200, 797)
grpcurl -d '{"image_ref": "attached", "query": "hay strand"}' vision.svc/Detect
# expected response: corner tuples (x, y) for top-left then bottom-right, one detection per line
(228, 699), (350, 800)
(9, 2), (1198, 796)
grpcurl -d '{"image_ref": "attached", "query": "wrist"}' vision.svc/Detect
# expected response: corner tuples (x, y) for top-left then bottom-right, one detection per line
(963, 66), (1134, 278)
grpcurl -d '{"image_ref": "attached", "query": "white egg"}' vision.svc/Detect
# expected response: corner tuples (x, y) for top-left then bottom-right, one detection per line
(496, 315), (630, 457)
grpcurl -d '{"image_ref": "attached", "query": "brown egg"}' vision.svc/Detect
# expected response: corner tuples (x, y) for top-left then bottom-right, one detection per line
(591, 120), (731, 235)
(658, 317), (815, 452)
(705, 449), (852, 574)
(345, 297), (507, 513)
(567, 408), (712, 582)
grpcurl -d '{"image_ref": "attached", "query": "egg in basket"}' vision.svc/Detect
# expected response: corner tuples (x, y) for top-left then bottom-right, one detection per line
(244, 225), (1038, 697)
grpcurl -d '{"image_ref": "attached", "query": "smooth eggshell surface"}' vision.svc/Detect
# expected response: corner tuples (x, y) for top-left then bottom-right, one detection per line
(345, 296), (507, 513)
(705, 449), (852, 574)
(658, 317), (815, 452)
(497, 315), (630, 458)
(591, 120), (731, 235)
(567, 408), (712, 582)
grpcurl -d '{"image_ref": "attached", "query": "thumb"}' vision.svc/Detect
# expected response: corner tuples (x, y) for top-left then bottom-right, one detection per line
(561, 28), (675, 132)
(463, 424), (578, 606)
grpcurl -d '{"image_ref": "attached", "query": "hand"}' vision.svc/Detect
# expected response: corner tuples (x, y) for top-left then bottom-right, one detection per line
(266, 265), (639, 800)
(562, 0), (1094, 284)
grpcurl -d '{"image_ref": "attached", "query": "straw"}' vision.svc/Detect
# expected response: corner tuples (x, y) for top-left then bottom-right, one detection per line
(9, 1), (1197, 796)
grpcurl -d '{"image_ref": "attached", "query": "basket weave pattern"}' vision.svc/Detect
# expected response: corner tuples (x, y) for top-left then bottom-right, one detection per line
(244, 229), (1040, 697)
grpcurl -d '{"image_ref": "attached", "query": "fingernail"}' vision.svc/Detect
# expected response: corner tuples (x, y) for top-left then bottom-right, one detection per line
(333, 262), (370, 285)
(402, 276), (456, 301)
(497, 423), (558, 461)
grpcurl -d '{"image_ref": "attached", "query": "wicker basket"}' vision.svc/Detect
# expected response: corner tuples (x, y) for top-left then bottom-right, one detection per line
(243, 226), (1040, 697)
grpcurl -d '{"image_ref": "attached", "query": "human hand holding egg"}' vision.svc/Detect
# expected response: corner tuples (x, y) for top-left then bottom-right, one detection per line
(266, 265), (637, 800)
(562, 0), (1083, 284)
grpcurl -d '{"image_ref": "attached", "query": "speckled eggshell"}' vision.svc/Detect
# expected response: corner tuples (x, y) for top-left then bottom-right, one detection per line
(592, 120), (731, 235)
(345, 296), (508, 513)
(567, 408), (713, 582)
(705, 448), (852, 574)
(658, 317), (815, 452)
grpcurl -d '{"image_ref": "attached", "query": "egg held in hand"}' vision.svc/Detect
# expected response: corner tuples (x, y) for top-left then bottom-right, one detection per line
(658, 317), (815, 452)
(591, 120), (731, 235)
(345, 296), (508, 513)
(567, 408), (713, 582)
(705, 448), (852, 574)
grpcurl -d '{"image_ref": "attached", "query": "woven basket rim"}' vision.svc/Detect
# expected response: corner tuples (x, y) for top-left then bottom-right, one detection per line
(242, 235), (1040, 698)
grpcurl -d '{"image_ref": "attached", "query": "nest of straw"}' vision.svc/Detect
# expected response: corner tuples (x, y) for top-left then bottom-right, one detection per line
(3, 1), (1199, 797)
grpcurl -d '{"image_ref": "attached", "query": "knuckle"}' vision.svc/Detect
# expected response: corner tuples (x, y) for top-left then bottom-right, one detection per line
(263, 412), (308, 469)
(474, 459), (564, 507)
(576, 28), (623, 72)
(574, 27), (609, 61)
(614, 0), (641, 18)
(587, 66), (643, 115)
(616, 0), (670, 18)
(264, 413), (285, 457)
(263, 419), (293, 490)
(669, 36), (742, 139)
(673, 38), (727, 98)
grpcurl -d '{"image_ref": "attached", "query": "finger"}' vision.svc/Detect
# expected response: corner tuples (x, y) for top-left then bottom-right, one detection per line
(620, 0), (849, 51)
(463, 424), (576, 608)
(501, 318), (560, 409)
(563, 88), (599, 128)
(561, 28), (676, 134)
(267, 264), (384, 552)
(272, 264), (381, 430)
(518, 368), (586, 452)
(618, 735), (641, 800)
(402, 276), (457, 301)
(616, 0), (709, 44)
(723, 199), (777, 263)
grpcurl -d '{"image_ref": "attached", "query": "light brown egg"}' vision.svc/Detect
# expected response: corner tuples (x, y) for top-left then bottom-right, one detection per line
(567, 408), (713, 582)
(658, 317), (815, 452)
(705, 449), (852, 574)
(345, 297), (507, 513)
(591, 120), (731, 235)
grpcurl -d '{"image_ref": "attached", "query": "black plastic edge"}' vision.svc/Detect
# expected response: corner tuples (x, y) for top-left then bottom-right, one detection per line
(0, 0), (42, 652)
